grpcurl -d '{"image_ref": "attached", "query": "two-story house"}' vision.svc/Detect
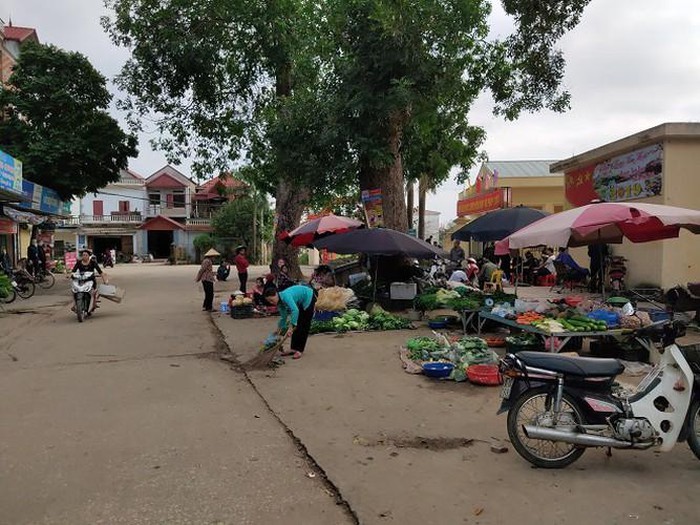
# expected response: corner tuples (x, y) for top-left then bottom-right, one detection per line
(55, 168), (148, 260)
(56, 165), (249, 262)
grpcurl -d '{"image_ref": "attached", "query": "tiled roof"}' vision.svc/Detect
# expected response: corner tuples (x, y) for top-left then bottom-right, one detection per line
(3, 25), (38, 43)
(484, 160), (561, 178)
(197, 175), (247, 193)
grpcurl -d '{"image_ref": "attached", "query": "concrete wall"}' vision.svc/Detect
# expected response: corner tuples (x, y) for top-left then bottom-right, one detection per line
(507, 178), (566, 213)
(568, 138), (700, 289)
(80, 185), (147, 216)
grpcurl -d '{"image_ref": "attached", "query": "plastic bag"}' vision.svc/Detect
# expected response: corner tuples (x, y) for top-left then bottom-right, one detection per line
(316, 287), (355, 311)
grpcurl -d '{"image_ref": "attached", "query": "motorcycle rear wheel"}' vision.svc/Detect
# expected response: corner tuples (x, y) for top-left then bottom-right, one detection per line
(687, 399), (700, 460)
(16, 281), (35, 299)
(507, 387), (586, 469)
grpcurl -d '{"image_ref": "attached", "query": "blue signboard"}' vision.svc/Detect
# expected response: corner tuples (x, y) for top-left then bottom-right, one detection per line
(39, 186), (61, 215)
(0, 149), (23, 194)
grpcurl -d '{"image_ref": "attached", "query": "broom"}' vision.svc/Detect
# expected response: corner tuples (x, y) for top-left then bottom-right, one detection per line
(244, 331), (291, 370)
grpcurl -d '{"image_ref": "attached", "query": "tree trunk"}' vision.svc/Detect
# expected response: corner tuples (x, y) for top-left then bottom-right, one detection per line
(358, 112), (408, 232)
(272, 178), (309, 280)
(269, 61), (310, 278)
(418, 174), (427, 239)
(406, 181), (414, 231)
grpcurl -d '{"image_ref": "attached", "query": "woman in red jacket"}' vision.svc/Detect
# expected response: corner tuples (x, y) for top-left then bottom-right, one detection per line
(234, 246), (249, 293)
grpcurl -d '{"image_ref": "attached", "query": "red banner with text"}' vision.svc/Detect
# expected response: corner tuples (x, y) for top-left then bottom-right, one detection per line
(457, 189), (504, 217)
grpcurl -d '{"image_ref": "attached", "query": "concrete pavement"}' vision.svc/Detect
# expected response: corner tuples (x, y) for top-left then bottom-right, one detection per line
(0, 264), (352, 525)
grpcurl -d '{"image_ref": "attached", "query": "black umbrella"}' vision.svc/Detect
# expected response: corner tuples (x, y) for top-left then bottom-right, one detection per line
(313, 228), (446, 259)
(451, 205), (549, 242)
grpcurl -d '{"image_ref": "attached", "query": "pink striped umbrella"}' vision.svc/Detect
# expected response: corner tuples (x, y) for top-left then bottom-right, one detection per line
(279, 214), (364, 247)
(502, 202), (700, 250)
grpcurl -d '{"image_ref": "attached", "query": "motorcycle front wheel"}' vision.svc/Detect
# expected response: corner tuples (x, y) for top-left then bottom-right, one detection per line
(76, 295), (84, 323)
(507, 387), (586, 469)
(687, 399), (700, 460)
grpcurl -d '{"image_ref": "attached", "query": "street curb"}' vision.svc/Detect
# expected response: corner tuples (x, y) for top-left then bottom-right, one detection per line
(208, 315), (360, 525)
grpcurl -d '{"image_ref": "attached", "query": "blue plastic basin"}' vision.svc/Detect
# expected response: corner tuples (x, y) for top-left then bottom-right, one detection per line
(422, 362), (454, 378)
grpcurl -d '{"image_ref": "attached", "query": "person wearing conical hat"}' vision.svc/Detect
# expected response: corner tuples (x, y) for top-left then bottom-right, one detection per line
(195, 251), (216, 312)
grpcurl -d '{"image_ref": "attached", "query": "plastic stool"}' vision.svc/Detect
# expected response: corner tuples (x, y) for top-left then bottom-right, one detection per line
(484, 269), (504, 292)
(537, 274), (556, 287)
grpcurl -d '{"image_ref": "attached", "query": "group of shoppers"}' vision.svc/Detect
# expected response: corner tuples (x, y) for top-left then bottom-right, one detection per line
(447, 239), (605, 290)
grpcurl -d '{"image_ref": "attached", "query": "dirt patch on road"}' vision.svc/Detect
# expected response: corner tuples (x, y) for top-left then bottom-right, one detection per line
(354, 434), (475, 450)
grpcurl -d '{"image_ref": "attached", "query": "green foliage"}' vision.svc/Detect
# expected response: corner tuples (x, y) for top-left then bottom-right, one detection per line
(210, 196), (273, 247)
(0, 41), (137, 199)
(193, 234), (216, 254)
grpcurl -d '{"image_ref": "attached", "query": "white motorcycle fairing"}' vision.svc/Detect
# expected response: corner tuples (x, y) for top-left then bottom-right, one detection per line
(629, 345), (694, 451)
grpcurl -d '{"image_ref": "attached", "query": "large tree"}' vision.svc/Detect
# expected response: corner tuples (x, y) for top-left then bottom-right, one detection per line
(0, 41), (137, 199)
(102, 0), (353, 277)
(330, 0), (591, 231)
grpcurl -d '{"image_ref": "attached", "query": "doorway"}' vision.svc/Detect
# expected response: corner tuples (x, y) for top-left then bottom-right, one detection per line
(147, 231), (174, 258)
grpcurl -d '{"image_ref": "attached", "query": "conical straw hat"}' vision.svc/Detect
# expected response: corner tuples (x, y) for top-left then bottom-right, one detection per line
(204, 248), (220, 257)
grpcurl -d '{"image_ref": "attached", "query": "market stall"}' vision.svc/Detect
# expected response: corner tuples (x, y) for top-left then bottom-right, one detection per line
(477, 301), (667, 357)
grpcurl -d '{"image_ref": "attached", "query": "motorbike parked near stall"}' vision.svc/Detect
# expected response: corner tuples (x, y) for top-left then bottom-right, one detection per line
(71, 270), (95, 323)
(498, 320), (700, 468)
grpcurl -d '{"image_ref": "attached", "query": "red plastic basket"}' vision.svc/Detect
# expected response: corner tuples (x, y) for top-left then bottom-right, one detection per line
(467, 364), (502, 386)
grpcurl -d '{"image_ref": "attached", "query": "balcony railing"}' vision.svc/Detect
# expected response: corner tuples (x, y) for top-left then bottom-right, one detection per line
(146, 204), (188, 217)
(80, 214), (144, 224)
(185, 218), (211, 226)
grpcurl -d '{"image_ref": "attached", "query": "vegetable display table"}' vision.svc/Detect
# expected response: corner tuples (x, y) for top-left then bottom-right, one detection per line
(457, 308), (483, 334)
(477, 311), (667, 355)
(477, 311), (626, 352)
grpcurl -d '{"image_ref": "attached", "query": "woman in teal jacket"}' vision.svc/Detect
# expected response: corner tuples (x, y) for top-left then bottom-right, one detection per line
(264, 284), (317, 359)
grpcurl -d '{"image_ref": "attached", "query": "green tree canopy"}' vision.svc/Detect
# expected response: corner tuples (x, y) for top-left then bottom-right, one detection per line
(0, 41), (138, 199)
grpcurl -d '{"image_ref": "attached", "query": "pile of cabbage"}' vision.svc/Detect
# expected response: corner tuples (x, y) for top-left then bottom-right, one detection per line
(311, 308), (412, 334)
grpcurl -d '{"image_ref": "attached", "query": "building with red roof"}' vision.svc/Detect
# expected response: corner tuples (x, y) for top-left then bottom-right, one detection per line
(1, 21), (39, 85)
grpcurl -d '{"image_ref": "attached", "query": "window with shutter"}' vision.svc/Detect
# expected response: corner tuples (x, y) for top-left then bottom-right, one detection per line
(93, 200), (104, 216)
(166, 194), (174, 208)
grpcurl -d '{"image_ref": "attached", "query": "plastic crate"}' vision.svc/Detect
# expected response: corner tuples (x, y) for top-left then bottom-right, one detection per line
(390, 282), (417, 300)
(230, 305), (254, 319)
(639, 308), (671, 323)
(313, 310), (341, 322)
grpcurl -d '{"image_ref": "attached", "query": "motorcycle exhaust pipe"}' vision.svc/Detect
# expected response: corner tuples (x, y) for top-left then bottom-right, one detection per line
(523, 425), (649, 449)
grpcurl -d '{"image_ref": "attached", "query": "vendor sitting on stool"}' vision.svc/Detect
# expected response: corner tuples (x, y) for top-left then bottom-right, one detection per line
(555, 247), (589, 282)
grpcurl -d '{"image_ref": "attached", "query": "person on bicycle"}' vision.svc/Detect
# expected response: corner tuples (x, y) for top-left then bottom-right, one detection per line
(71, 249), (108, 313)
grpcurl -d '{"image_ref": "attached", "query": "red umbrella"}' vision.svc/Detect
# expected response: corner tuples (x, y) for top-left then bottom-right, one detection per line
(280, 214), (365, 247)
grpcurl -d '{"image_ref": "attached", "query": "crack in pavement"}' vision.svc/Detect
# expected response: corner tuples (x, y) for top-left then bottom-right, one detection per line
(208, 316), (361, 525)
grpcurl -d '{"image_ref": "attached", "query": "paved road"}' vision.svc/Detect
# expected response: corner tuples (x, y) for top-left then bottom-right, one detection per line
(0, 264), (351, 525)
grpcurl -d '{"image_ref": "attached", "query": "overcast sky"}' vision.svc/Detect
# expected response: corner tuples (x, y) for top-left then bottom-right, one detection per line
(4, 1), (700, 223)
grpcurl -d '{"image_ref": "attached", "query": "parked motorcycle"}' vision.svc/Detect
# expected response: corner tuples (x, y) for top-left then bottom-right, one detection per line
(71, 271), (94, 323)
(498, 321), (700, 468)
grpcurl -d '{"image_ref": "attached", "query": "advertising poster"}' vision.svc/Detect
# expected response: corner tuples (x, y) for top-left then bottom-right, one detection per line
(64, 251), (77, 271)
(361, 189), (384, 228)
(0, 149), (23, 194)
(566, 144), (663, 206)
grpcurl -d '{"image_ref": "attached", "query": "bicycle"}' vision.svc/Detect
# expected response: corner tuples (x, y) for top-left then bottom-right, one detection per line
(33, 268), (56, 290)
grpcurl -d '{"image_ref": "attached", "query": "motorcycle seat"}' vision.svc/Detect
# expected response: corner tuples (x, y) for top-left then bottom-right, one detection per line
(516, 351), (624, 377)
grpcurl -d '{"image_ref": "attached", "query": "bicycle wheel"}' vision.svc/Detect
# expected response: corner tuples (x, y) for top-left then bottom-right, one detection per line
(16, 280), (35, 299)
(36, 272), (55, 289)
